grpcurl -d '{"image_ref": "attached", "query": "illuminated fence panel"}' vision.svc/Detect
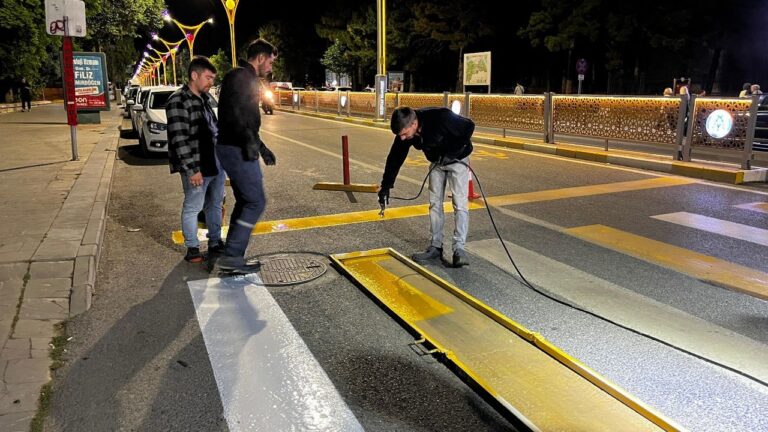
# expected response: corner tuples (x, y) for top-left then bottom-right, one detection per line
(690, 98), (753, 150)
(397, 93), (444, 111)
(552, 96), (681, 144)
(317, 92), (339, 112)
(348, 92), (375, 117)
(299, 90), (317, 111)
(447, 94), (465, 115)
(469, 95), (546, 132)
(276, 89), (292, 107)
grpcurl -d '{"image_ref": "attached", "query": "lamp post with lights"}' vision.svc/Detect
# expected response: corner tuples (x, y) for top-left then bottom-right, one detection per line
(162, 11), (213, 60)
(219, 0), (240, 67)
(151, 33), (184, 85)
(146, 45), (171, 85)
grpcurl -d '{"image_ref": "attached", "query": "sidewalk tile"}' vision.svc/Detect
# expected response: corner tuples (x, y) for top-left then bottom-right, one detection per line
(32, 239), (80, 261)
(18, 298), (69, 320)
(3, 358), (50, 384)
(46, 227), (86, 241)
(28, 261), (73, 280)
(0, 265), (26, 282)
(12, 320), (59, 339)
(24, 279), (71, 299)
(0, 411), (35, 431)
(0, 382), (45, 414)
(0, 339), (30, 361)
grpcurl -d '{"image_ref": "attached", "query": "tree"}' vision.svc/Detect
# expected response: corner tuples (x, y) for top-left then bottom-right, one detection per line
(411, 0), (492, 92)
(320, 39), (352, 84)
(208, 49), (232, 85)
(0, 0), (58, 100)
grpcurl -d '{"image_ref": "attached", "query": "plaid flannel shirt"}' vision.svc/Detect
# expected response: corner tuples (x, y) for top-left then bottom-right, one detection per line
(166, 85), (217, 176)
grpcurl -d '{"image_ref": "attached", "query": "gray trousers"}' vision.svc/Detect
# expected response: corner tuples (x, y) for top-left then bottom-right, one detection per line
(428, 157), (469, 252)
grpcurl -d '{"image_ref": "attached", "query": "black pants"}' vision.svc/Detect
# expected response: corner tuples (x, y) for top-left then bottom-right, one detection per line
(21, 98), (31, 111)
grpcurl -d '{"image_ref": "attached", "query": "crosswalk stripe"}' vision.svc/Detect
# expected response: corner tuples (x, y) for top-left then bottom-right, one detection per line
(172, 177), (694, 244)
(735, 202), (768, 214)
(565, 224), (768, 301)
(652, 212), (768, 247)
(466, 238), (768, 385)
(187, 277), (364, 431)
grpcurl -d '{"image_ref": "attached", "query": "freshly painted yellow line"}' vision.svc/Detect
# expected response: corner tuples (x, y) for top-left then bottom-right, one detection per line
(735, 202), (768, 214)
(312, 182), (380, 193)
(652, 212), (768, 247)
(566, 224), (768, 300)
(173, 177), (693, 244)
(331, 248), (679, 431)
(485, 177), (695, 207)
(172, 201), (485, 244)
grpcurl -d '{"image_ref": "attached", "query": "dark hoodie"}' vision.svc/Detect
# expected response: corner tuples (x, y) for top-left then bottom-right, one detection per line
(217, 59), (265, 160)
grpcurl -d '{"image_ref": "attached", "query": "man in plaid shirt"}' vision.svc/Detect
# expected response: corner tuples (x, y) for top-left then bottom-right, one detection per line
(166, 56), (225, 263)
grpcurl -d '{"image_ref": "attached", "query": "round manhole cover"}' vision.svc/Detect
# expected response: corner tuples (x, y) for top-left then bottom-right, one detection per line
(257, 254), (327, 286)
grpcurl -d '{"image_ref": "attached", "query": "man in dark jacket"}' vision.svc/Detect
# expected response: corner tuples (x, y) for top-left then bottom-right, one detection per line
(215, 38), (278, 273)
(166, 56), (225, 263)
(378, 106), (475, 267)
(19, 78), (32, 112)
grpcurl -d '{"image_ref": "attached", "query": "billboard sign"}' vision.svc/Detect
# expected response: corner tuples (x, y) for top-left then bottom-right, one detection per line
(72, 52), (110, 111)
(463, 51), (491, 86)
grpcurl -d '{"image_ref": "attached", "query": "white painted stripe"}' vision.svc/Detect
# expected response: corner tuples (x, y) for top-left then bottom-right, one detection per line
(187, 277), (364, 432)
(652, 212), (768, 247)
(466, 238), (768, 385)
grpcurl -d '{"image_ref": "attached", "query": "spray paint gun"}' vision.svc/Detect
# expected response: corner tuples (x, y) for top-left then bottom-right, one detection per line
(378, 188), (389, 218)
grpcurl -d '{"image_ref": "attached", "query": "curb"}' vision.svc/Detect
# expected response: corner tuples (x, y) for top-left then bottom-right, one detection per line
(0, 101), (53, 114)
(275, 108), (767, 185)
(69, 129), (119, 316)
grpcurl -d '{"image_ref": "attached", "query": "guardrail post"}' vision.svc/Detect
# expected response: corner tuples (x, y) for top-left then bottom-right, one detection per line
(544, 92), (554, 144)
(337, 91), (342, 116)
(674, 94), (687, 160)
(681, 94), (696, 162)
(464, 92), (471, 118)
(346, 90), (351, 117)
(315, 90), (319, 113)
(295, 90), (300, 111)
(743, 94), (759, 170)
(443, 91), (449, 108)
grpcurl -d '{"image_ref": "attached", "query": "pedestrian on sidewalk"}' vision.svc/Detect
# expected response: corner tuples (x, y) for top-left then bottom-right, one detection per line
(166, 56), (226, 263)
(214, 38), (278, 273)
(739, 82), (752, 98)
(19, 78), (32, 112)
(514, 82), (525, 95)
(378, 106), (476, 267)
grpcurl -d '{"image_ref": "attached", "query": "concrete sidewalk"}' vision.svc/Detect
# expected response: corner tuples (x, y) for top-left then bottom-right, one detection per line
(0, 103), (120, 430)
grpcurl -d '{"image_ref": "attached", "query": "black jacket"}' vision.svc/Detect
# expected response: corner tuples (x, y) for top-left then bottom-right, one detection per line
(217, 60), (265, 160)
(381, 107), (475, 189)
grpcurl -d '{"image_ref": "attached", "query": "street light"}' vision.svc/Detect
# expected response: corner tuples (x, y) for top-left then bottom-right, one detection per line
(151, 33), (185, 85)
(146, 44), (171, 85)
(162, 10), (214, 60)
(219, 0), (240, 67)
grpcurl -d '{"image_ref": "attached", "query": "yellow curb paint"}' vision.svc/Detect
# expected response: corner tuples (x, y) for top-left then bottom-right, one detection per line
(735, 202), (768, 214)
(566, 224), (768, 301)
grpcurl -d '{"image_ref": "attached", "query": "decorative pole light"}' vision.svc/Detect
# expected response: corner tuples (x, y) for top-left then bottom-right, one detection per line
(161, 10), (214, 60)
(219, 0), (240, 67)
(151, 33), (184, 86)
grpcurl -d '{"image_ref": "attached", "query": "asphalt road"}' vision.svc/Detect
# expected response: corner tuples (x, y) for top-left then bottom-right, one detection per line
(44, 110), (768, 431)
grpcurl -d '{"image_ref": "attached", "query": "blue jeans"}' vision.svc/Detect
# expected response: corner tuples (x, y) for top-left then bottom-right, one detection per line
(216, 144), (266, 258)
(428, 157), (469, 252)
(180, 171), (226, 248)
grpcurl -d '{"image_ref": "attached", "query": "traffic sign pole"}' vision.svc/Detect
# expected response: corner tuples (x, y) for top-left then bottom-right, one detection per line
(62, 36), (78, 160)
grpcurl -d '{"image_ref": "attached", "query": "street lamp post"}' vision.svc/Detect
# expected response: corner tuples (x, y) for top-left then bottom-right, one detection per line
(143, 52), (163, 86)
(146, 45), (170, 85)
(375, 0), (387, 121)
(151, 34), (184, 85)
(219, 0), (240, 68)
(162, 11), (213, 60)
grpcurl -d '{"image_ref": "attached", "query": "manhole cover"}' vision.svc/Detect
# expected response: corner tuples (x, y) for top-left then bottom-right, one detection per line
(258, 254), (327, 286)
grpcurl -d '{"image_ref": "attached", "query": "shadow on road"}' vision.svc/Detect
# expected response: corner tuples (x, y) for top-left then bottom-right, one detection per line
(117, 144), (167, 166)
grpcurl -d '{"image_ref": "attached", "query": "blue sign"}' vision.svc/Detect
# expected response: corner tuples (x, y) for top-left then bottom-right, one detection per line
(72, 52), (110, 111)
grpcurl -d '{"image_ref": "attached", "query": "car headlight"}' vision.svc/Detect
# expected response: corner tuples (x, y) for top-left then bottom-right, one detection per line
(264, 90), (273, 101)
(148, 121), (167, 132)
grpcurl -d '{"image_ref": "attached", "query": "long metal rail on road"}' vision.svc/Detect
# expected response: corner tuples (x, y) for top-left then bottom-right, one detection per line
(331, 248), (685, 431)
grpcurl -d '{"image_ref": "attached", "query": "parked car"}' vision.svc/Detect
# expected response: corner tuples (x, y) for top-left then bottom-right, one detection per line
(320, 86), (352, 92)
(133, 87), (179, 155)
(129, 87), (154, 132)
(123, 86), (140, 118)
